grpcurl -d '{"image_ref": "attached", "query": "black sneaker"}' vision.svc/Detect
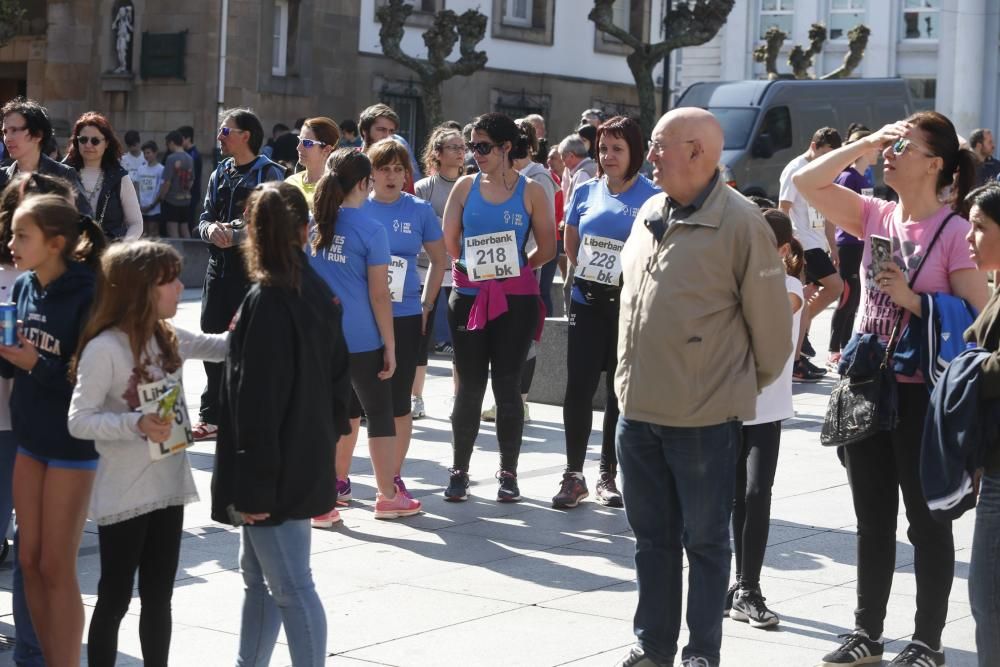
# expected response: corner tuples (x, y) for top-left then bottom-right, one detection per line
(888, 642), (946, 666)
(552, 472), (588, 508)
(820, 632), (884, 666)
(496, 470), (521, 502)
(723, 582), (740, 617)
(615, 646), (670, 667)
(793, 358), (823, 383)
(729, 588), (779, 628)
(802, 334), (816, 358)
(802, 356), (828, 377)
(595, 471), (624, 507)
(444, 469), (469, 502)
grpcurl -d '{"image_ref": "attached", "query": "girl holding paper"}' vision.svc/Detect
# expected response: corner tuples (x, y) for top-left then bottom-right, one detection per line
(68, 240), (227, 667)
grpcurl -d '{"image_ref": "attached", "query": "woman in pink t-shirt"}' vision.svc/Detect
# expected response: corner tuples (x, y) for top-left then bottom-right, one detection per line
(793, 111), (988, 667)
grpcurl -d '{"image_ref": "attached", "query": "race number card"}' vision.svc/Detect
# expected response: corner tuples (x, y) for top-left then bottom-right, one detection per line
(463, 230), (520, 281)
(138, 375), (194, 460)
(388, 256), (408, 303)
(576, 234), (624, 286)
(139, 175), (157, 204)
(807, 204), (825, 229)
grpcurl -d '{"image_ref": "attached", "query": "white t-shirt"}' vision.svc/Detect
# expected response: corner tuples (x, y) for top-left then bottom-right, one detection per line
(121, 152), (147, 183)
(135, 163), (164, 216)
(747, 274), (803, 425)
(779, 154), (828, 252)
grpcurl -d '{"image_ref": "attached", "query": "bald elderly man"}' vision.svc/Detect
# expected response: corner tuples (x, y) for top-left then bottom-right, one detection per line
(614, 109), (792, 667)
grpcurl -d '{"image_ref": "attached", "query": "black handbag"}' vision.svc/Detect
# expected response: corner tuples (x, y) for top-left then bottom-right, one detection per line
(820, 212), (957, 447)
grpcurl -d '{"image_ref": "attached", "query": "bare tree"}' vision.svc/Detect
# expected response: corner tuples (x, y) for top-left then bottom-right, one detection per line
(752, 27), (788, 81)
(375, 0), (487, 128)
(754, 21), (869, 80)
(821, 24), (871, 80)
(788, 23), (827, 79)
(589, 0), (735, 138)
(0, 0), (26, 49)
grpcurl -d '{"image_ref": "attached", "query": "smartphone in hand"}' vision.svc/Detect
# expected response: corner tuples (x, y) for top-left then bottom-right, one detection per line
(870, 234), (893, 275)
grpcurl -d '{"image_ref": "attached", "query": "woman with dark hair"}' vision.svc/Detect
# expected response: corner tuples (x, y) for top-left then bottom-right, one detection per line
(577, 123), (598, 160)
(552, 115), (658, 510)
(286, 116), (339, 209)
(65, 111), (142, 240)
(962, 183), (1000, 667)
(794, 111), (989, 667)
(212, 181), (350, 666)
(308, 148), (421, 521)
(441, 112), (555, 502)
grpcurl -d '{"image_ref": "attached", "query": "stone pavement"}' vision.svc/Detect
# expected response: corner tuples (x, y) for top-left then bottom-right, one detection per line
(0, 292), (981, 666)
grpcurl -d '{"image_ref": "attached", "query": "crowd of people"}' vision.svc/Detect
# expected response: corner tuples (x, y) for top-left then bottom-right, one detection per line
(0, 91), (999, 667)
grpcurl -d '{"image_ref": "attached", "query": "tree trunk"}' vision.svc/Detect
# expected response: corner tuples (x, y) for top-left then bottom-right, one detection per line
(627, 52), (659, 140)
(421, 77), (445, 129)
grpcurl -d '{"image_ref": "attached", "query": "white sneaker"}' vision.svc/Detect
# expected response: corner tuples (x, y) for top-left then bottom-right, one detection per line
(411, 396), (426, 419)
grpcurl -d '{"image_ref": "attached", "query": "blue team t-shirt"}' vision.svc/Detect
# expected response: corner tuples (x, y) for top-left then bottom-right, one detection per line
(363, 192), (443, 317)
(307, 206), (391, 353)
(565, 174), (659, 303)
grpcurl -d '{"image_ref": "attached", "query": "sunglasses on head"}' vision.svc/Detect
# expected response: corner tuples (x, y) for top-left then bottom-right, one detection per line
(465, 141), (496, 156)
(891, 137), (935, 158)
(219, 126), (246, 137)
(299, 138), (327, 148)
(76, 136), (103, 146)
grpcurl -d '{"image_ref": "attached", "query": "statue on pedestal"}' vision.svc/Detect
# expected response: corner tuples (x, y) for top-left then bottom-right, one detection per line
(112, 3), (134, 73)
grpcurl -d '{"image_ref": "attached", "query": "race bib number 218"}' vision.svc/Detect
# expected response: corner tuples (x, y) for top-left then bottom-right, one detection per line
(463, 230), (520, 281)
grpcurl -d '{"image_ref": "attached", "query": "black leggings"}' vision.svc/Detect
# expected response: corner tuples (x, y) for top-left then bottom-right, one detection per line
(347, 349), (396, 437)
(829, 243), (863, 353)
(732, 421), (781, 590)
(87, 505), (185, 667)
(563, 298), (619, 474)
(390, 315), (422, 416)
(448, 291), (537, 473)
(844, 382), (954, 647)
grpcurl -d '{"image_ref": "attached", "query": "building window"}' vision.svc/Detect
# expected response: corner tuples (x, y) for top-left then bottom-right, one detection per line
(902, 0), (940, 40)
(759, 0), (794, 40)
(491, 0), (555, 45)
(503, 0), (532, 27)
(272, 0), (288, 76)
(595, 0), (650, 54)
(829, 0), (865, 40)
(492, 89), (551, 120)
(402, 0), (438, 11)
(375, 0), (443, 28)
(906, 77), (936, 110)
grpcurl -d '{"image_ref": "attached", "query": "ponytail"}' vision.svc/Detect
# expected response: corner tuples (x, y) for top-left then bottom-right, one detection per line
(786, 237), (805, 280)
(311, 148), (372, 255)
(243, 182), (309, 290)
(951, 148), (978, 217)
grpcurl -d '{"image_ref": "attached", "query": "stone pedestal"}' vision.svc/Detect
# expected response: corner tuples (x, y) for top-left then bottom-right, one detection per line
(527, 316), (608, 409)
(164, 238), (209, 289)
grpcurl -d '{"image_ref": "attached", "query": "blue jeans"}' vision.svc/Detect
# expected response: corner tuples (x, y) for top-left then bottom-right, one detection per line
(616, 417), (740, 667)
(237, 520), (326, 667)
(0, 431), (16, 539)
(971, 472), (1000, 666)
(13, 529), (43, 667)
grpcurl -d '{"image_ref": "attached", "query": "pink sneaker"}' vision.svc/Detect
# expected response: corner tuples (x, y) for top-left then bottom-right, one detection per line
(373, 491), (422, 519)
(394, 475), (413, 499)
(311, 508), (342, 528)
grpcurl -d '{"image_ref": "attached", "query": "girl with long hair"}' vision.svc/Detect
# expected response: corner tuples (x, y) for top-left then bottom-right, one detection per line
(286, 116), (339, 210)
(0, 192), (107, 666)
(68, 241), (228, 666)
(794, 111), (988, 667)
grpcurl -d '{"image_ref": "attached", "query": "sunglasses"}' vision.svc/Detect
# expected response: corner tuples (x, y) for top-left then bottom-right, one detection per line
(76, 136), (104, 146)
(891, 138), (935, 158)
(465, 141), (496, 156)
(299, 138), (327, 149)
(218, 127), (247, 137)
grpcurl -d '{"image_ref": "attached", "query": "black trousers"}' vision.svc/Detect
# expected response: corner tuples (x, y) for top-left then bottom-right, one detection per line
(844, 383), (954, 647)
(829, 243), (863, 353)
(563, 298), (619, 474)
(87, 505), (185, 667)
(199, 258), (249, 424)
(448, 292), (537, 473)
(732, 421), (781, 589)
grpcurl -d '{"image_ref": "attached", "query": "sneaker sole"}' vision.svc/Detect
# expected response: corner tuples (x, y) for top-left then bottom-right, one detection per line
(374, 507), (422, 520)
(311, 517), (342, 528)
(792, 376), (822, 383)
(497, 494), (521, 503)
(819, 658), (881, 667)
(413, 412), (426, 420)
(729, 608), (779, 628)
(749, 616), (779, 629)
(444, 490), (468, 502)
(552, 492), (589, 509)
(596, 494), (623, 508)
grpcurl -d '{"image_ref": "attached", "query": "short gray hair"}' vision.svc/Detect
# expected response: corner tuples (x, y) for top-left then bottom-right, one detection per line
(558, 134), (588, 158)
(523, 114), (545, 128)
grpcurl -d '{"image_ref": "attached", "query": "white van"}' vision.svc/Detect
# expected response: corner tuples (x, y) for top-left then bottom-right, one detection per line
(675, 78), (914, 200)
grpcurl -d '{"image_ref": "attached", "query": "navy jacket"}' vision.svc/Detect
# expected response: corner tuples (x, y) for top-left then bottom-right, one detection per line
(0, 263), (97, 460)
(921, 347), (1000, 521)
(211, 259), (352, 525)
(0, 154), (93, 216)
(894, 293), (977, 386)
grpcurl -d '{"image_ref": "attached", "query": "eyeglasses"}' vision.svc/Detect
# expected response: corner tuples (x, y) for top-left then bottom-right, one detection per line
(299, 138), (327, 148)
(441, 143), (466, 153)
(218, 127), (247, 137)
(76, 136), (104, 146)
(1, 125), (27, 137)
(891, 138), (935, 158)
(465, 141), (496, 156)
(647, 139), (696, 157)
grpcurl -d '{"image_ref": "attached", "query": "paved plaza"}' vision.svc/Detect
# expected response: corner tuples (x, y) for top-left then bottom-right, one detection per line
(0, 291), (981, 666)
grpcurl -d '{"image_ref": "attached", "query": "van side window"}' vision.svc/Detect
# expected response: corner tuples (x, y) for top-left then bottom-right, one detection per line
(759, 107), (792, 151)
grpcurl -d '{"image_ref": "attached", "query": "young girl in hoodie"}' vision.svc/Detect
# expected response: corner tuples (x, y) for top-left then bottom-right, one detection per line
(68, 240), (228, 667)
(0, 192), (106, 666)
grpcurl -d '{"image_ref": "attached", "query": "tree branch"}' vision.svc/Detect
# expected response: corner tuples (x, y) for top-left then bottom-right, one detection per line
(588, 0), (644, 51)
(822, 24), (870, 80)
(375, 0), (431, 78)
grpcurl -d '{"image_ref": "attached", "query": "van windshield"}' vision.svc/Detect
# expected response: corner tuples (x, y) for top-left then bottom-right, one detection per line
(707, 108), (758, 150)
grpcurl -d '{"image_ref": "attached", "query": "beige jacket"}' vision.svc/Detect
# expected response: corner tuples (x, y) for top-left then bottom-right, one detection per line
(615, 177), (792, 427)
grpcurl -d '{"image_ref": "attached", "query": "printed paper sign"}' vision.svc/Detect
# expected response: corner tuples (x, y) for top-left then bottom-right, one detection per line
(463, 230), (520, 281)
(138, 375), (194, 460)
(576, 234), (624, 286)
(807, 204), (825, 229)
(388, 256), (408, 303)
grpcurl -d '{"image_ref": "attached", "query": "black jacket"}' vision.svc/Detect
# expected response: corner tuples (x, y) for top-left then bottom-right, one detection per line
(211, 259), (352, 525)
(88, 165), (129, 240)
(0, 154), (93, 216)
(0, 263), (97, 460)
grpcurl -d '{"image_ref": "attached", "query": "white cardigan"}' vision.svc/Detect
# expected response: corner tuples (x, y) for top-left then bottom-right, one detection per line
(68, 327), (227, 525)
